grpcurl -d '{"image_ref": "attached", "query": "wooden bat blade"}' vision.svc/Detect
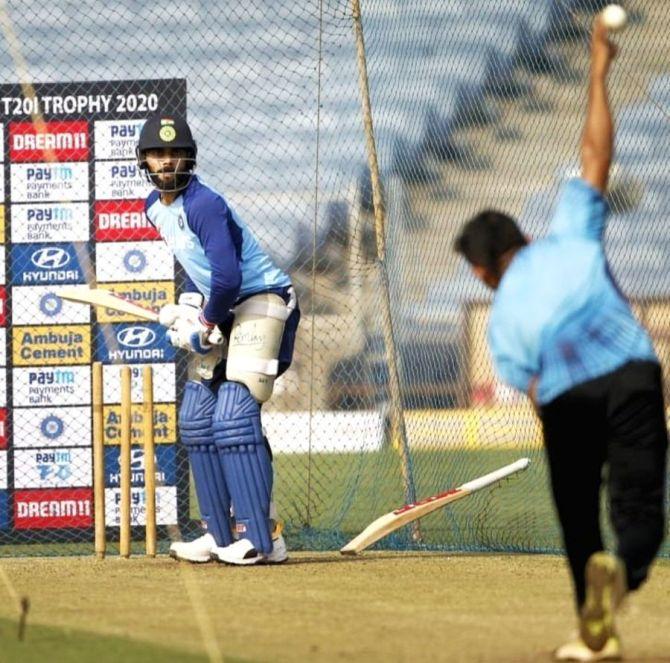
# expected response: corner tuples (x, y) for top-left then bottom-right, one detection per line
(340, 457), (530, 555)
(56, 286), (160, 322)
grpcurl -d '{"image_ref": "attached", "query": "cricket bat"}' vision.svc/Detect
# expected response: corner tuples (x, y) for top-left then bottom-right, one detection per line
(56, 285), (159, 322)
(340, 457), (530, 555)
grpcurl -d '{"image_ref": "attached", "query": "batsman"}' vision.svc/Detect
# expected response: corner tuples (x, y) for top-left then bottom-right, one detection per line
(136, 113), (300, 565)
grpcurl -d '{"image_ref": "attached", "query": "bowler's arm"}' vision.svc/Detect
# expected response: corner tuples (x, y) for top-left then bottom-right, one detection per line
(581, 17), (618, 193)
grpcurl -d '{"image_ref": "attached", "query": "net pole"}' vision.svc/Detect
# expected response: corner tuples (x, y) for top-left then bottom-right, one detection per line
(350, 0), (420, 539)
(92, 362), (105, 559)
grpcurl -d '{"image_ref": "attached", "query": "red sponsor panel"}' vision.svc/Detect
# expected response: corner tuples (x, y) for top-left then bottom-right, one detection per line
(95, 200), (159, 241)
(0, 286), (6, 326)
(9, 120), (90, 162)
(14, 488), (93, 529)
(0, 410), (7, 449)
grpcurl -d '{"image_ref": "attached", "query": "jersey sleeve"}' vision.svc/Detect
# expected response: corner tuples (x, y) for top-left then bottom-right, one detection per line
(488, 309), (539, 394)
(548, 178), (609, 242)
(181, 271), (201, 295)
(185, 194), (243, 324)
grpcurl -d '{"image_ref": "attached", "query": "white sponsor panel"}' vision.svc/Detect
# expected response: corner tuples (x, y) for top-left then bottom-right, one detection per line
(102, 363), (175, 403)
(0, 329), (5, 366)
(11, 203), (90, 243)
(13, 366), (91, 406)
(13, 406), (92, 448)
(264, 411), (384, 454)
(12, 285), (91, 325)
(95, 241), (174, 282)
(0, 124), (4, 162)
(95, 160), (153, 200)
(0, 371), (6, 407)
(13, 447), (92, 489)
(0, 247), (5, 285)
(104, 486), (177, 526)
(11, 162), (89, 203)
(0, 167), (5, 203)
(0, 451), (6, 490)
(94, 120), (145, 159)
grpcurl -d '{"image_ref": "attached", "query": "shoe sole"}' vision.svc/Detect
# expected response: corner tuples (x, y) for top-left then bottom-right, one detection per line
(581, 553), (621, 652)
(209, 553), (289, 566)
(169, 550), (212, 564)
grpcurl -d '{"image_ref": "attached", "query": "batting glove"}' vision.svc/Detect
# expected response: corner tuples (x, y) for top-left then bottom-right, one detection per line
(158, 292), (203, 328)
(167, 313), (217, 354)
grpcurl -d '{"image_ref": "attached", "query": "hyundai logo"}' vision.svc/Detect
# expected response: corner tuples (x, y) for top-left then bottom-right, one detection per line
(31, 247), (70, 269)
(117, 326), (155, 348)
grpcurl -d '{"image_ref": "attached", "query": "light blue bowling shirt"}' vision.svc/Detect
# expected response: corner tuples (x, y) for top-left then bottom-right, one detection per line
(145, 176), (291, 324)
(488, 178), (657, 405)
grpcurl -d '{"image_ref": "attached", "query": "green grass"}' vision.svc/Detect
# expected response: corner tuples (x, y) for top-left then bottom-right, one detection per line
(0, 618), (209, 663)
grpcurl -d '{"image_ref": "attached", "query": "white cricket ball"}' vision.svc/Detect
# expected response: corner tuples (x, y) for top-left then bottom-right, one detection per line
(601, 4), (628, 32)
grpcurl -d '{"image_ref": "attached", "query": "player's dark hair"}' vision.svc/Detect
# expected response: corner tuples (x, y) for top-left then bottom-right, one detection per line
(454, 211), (527, 276)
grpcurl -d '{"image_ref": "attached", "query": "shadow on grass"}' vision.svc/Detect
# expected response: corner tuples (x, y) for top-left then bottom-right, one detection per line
(0, 617), (252, 663)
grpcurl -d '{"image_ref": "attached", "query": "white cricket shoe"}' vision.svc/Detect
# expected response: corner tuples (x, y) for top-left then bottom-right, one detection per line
(211, 534), (288, 566)
(169, 533), (216, 563)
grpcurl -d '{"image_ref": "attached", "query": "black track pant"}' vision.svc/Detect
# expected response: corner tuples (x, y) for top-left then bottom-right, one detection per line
(539, 361), (668, 608)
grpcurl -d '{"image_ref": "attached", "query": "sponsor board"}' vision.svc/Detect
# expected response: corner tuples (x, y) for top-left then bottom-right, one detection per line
(103, 402), (176, 445)
(10, 242), (87, 285)
(13, 488), (92, 529)
(95, 322), (174, 364)
(95, 199), (159, 241)
(0, 329), (5, 365)
(95, 160), (152, 200)
(0, 286), (5, 325)
(11, 162), (89, 203)
(104, 485), (176, 526)
(0, 205), (5, 242)
(0, 123), (4, 160)
(13, 324), (91, 366)
(11, 202), (90, 243)
(102, 363), (175, 403)
(0, 451), (6, 489)
(0, 490), (8, 529)
(0, 409), (7, 449)
(95, 281), (174, 323)
(9, 120), (89, 162)
(13, 366), (90, 406)
(104, 444), (176, 487)
(13, 447), (92, 489)
(11, 285), (91, 325)
(95, 241), (174, 282)
(13, 406), (91, 448)
(0, 170), (5, 204)
(94, 119), (145, 159)
(0, 249), (5, 285)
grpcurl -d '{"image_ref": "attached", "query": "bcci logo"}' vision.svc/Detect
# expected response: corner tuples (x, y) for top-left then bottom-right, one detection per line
(123, 249), (147, 273)
(40, 415), (64, 440)
(31, 247), (70, 269)
(159, 125), (176, 142)
(40, 293), (63, 317)
(117, 326), (156, 348)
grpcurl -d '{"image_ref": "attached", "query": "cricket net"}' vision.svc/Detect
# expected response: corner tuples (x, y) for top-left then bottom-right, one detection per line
(0, 0), (667, 556)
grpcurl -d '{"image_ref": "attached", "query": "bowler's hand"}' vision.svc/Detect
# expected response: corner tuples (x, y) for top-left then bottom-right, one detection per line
(592, 16), (617, 78)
